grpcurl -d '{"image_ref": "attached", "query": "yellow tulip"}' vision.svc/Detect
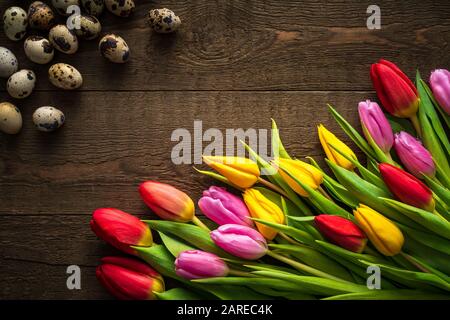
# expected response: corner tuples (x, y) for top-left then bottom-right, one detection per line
(354, 204), (404, 256)
(275, 158), (323, 197)
(203, 156), (260, 189)
(243, 189), (285, 240)
(318, 124), (357, 170)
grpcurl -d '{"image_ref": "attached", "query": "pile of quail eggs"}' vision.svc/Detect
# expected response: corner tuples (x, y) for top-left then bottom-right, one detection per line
(1, 1), (181, 136)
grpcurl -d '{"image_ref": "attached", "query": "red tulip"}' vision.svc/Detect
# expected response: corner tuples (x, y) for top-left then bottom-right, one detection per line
(96, 256), (164, 300)
(139, 181), (195, 222)
(370, 59), (419, 118)
(315, 215), (367, 253)
(90, 208), (153, 255)
(379, 163), (435, 212)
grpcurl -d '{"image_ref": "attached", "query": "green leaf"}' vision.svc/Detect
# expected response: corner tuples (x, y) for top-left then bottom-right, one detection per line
(423, 175), (450, 206)
(403, 236), (450, 275)
(381, 198), (450, 240)
(277, 161), (353, 220)
(269, 243), (354, 282)
(252, 270), (369, 296)
(324, 290), (450, 300)
(386, 114), (416, 135)
(144, 220), (239, 260)
(398, 223), (450, 256)
(158, 231), (196, 257)
(155, 288), (204, 300)
(327, 104), (377, 161)
(193, 168), (241, 190)
(328, 160), (425, 230)
(251, 218), (315, 245)
(287, 216), (315, 222)
(271, 119), (292, 159)
(358, 260), (450, 292)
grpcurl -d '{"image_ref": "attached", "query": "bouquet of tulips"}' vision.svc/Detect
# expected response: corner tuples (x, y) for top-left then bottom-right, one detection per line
(91, 60), (450, 300)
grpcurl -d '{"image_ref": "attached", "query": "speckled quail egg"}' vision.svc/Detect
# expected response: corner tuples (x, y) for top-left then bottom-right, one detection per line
(147, 8), (181, 34)
(0, 47), (18, 78)
(49, 25), (79, 54)
(51, 0), (80, 16)
(33, 106), (65, 132)
(0, 102), (22, 135)
(105, 0), (135, 17)
(99, 34), (129, 63)
(28, 1), (56, 31)
(3, 6), (28, 41)
(24, 36), (54, 65)
(7, 69), (36, 99)
(48, 63), (83, 90)
(81, 0), (104, 17)
(69, 14), (101, 40)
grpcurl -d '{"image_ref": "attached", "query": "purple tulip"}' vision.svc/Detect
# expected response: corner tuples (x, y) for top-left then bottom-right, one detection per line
(198, 186), (253, 227)
(210, 224), (268, 260)
(358, 100), (394, 153)
(394, 131), (435, 178)
(175, 250), (229, 279)
(430, 69), (450, 115)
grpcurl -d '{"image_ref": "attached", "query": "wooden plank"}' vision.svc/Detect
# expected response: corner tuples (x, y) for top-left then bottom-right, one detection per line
(1, 0), (449, 91)
(1, 90), (369, 216)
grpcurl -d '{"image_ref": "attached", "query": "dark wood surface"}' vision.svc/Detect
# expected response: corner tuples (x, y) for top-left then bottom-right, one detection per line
(1, 0), (449, 299)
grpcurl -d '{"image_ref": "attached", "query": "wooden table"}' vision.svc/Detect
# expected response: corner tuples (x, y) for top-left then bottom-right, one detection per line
(1, 0), (449, 299)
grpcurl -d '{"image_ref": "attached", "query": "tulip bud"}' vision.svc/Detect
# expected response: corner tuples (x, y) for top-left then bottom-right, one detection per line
(139, 181), (195, 222)
(198, 186), (253, 227)
(275, 158), (323, 197)
(379, 163), (435, 212)
(358, 100), (394, 153)
(175, 250), (229, 279)
(318, 124), (358, 170)
(96, 256), (164, 300)
(429, 69), (450, 115)
(370, 59), (419, 118)
(210, 224), (268, 260)
(202, 156), (260, 189)
(243, 188), (285, 240)
(315, 215), (367, 253)
(90, 208), (153, 255)
(354, 204), (404, 256)
(394, 131), (435, 178)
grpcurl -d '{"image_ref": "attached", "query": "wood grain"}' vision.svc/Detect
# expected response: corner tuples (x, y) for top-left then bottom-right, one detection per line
(1, 0), (450, 299)
(0, 0), (449, 91)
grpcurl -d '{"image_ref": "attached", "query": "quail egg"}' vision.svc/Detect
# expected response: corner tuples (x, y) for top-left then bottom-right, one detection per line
(48, 63), (83, 90)
(28, 1), (56, 31)
(3, 6), (28, 41)
(0, 102), (22, 135)
(24, 36), (54, 65)
(147, 8), (181, 34)
(81, 0), (104, 17)
(0, 47), (19, 78)
(69, 14), (101, 40)
(99, 34), (130, 63)
(49, 25), (79, 54)
(33, 106), (65, 132)
(105, 0), (135, 17)
(7, 69), (36, 99)
(51, 0), (80, 16)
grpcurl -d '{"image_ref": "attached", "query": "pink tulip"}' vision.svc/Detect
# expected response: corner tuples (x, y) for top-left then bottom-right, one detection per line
(394, 131), (435, 178)
(210, 224), (268, 260)
(175, 250), (229, 279)
(198, 186), (253, 227)
(430, 69), (450, 115)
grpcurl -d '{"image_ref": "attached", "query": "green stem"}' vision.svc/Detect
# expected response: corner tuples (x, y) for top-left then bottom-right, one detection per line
(266, 250), (344, 282)
(228, 269), (255, 277)
(318, 186), (335, 203)
(279, 232), (301, 245)
(410, 114), (422, 138)
(258, 177), (289, 198)
(400, 252), (430, 273)
(192, 216), (211, 231)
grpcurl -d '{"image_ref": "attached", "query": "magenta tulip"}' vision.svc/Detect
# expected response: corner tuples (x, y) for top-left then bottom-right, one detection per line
(358, 100), (394, 153)
(430, 69), (450, 115)
(175, 250), (229, 279)
(198, 186), (253, 227)
(394, 131), (435, 178)
(210, 224), (268, 260)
